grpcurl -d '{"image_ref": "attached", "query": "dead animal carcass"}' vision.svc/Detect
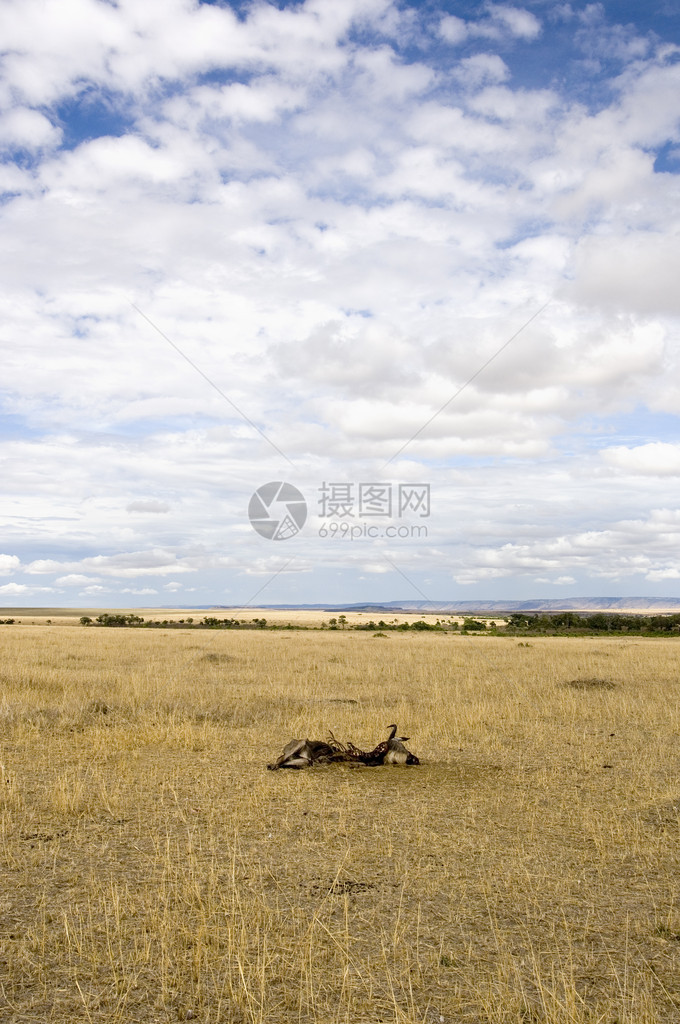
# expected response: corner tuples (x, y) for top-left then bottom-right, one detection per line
(267, 725), (419, 769)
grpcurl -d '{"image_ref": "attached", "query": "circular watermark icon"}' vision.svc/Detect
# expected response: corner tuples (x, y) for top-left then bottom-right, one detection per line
(248, 481), (307, 540)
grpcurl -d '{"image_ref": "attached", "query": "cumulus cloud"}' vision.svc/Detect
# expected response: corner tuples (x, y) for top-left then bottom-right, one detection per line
(26, 560), (70, 575)
(446, 509), (680, 588)
(486, 5), (541, 41)
(0, 108), (61, 150)
(602, 443), (680, 476)
(0, 582), (55, 595)
(80, 551), (197, 578)
(454, 54), (510, 88)
(0, 556), (21, 576)
(0, 583), (29, 595)
(569, 234), (680, 316)
(440, 15), (468, 45)
(440, 5), (541, 44)
(574, 4), (651, 62)
(646, 568), (680, 581)
(0, 0), (678, 603)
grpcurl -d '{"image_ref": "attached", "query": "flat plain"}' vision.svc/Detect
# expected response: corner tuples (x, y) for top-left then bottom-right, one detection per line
(1, 621), (680, 1023)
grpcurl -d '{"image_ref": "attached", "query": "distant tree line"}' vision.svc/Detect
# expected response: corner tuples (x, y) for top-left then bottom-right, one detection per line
(80, 614), (271, 629)
(350, 618), (488, 632)
(77, 611), (680, 635)
(505, 612), (680, 634)
(79, 614), (487, 632)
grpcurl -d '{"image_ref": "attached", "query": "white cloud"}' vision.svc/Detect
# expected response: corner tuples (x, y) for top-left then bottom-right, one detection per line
(440, 4), (541, 44)
(0, 583), (29, 595)
(466, 84), (557, 122)
(0, 108), (61, 150)
(486, 5), (541, 41)
(602, 443), (680, 476)
(0, 0), (126, 105)
(353, 46), (435, 102)
(25, 550), (201, 581)
(446, 509), (680, 588)
(569, 234), (680, 316)
(646, 568), (680, 581)
(80, 551), (197, 579)
(192, 79), (306, 125)
(440, 15), (468, 45)
(574, 5), (651, 62)
(0, 556), (21, 576)
(454, 54), (510, 88)
(26, 559), (70, 575)
(0, 0), (678, 602)
(0, 582), (55, 595)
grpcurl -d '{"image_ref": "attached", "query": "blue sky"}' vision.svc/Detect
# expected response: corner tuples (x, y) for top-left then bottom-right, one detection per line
(1, 0), (680, 607)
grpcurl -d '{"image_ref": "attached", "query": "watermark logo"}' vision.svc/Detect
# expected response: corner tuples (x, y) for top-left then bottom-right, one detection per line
(317, 482), (430, 539)
(249, 480), (431, 541)
(248, 481), (307, 540)
(319, 482), (430, 519)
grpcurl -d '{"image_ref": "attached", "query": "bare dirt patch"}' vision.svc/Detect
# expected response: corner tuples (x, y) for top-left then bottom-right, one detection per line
(563, 676), (619, 690)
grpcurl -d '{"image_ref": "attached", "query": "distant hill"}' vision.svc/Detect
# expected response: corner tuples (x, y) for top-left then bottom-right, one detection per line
(214, 597), (680, 614)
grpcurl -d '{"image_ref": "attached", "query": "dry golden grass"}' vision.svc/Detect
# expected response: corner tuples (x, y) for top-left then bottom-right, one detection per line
(1, 625), (680, 1022)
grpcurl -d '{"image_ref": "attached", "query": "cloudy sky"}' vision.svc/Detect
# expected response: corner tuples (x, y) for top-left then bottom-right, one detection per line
(2, 0), (680, 607)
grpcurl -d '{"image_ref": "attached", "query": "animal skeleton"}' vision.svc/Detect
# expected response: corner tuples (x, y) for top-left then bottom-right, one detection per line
(267, 725), (419, 769)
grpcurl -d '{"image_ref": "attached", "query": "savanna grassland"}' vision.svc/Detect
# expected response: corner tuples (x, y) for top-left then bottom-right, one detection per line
(1, 621), (680, 1023)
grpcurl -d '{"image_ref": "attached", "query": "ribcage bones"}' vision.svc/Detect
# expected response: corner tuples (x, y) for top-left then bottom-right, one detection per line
(267, 724), (420, 770)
